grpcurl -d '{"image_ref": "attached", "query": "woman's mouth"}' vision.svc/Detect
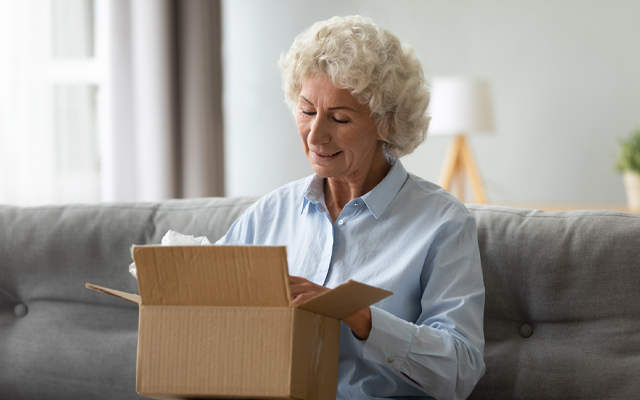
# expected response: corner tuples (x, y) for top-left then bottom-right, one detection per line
(312, 150), (341, 159)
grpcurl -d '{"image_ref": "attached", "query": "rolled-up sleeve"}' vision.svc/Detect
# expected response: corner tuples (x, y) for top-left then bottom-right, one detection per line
(363, 213), (485, 400)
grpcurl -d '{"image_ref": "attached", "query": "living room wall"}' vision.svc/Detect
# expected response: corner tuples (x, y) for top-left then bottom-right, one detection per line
(222, 0), (640, 205)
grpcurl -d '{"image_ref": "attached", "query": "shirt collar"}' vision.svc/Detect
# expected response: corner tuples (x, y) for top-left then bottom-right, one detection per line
(301, 174), (325, 213)
(360, 158), (408, 219)
(301, 158), (408, 219)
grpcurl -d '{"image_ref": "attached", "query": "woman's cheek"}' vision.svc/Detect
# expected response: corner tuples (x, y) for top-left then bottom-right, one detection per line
(297, 121), (311, 139)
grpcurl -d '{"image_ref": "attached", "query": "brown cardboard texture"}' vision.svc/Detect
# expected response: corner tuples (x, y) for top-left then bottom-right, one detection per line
(86, 245), (392, 400)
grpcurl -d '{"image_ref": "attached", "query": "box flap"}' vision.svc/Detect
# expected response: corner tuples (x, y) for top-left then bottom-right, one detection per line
(133, 245), (291, 307)
(85, 283), (141, 305)
(297, 280), (392, 320)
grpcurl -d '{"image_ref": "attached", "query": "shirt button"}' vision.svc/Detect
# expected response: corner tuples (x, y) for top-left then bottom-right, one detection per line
(338, 219), (344, 225)
(387, 357), (394, 363)
(354, 201), (359, 206)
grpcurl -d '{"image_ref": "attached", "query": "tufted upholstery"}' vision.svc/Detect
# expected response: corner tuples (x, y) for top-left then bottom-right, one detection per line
(0, 199), (638, 399)
(466, 205), (640, 399)
(0, 197), (257, 400)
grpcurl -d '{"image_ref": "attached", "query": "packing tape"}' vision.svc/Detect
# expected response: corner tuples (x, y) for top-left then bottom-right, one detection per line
(306, 314), (324, 399)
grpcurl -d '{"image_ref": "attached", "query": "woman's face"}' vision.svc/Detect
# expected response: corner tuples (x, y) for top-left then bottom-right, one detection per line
(296, 74), (382, 181)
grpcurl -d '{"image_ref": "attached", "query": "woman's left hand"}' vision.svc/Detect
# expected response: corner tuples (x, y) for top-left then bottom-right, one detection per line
(289, 275), (373, 339)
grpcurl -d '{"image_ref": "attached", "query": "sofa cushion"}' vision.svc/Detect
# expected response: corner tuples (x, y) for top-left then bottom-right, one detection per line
(0, 197), (256, 400)
(467, 205), (640, 399)
(2, 199), (639, 399)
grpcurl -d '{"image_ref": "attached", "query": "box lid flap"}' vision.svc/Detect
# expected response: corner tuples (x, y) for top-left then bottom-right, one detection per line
(133, 245), (291, 306)
(297, 280), (392, 320)
(85, 283), (141, 305)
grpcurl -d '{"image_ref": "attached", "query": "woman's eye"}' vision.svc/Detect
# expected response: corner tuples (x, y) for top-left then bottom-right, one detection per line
(301, 110), (316, 116)
(333, 117), (349, 124)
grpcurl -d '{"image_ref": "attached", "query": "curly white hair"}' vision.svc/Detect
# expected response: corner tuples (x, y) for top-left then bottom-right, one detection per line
(278, 15), (430, 158)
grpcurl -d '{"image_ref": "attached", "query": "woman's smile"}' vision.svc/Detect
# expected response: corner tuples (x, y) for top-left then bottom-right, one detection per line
(311, 150), (342, 160)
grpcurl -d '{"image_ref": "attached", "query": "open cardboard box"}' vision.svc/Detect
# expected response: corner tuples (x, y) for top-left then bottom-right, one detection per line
(87, 245), (392, 400)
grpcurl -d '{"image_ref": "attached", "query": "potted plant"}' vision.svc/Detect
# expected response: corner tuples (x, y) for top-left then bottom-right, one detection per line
(616, 128), (640, 212)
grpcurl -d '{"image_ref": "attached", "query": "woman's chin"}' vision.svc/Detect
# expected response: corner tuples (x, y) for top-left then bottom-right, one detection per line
(310, 164), (344, 179)
(307, 155), (345, 178)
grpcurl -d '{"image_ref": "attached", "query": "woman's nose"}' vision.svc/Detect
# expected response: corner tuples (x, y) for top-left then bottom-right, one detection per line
(308, 115), (331, 145)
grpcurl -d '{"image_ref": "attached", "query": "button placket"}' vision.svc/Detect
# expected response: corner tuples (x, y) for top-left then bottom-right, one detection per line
(336, 202), (360, 227)
(313, 202), (332, 223)
(312, 215), (334, 284)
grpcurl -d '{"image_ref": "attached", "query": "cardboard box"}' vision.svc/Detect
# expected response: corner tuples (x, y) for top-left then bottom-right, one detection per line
(87, 245), (392, 400)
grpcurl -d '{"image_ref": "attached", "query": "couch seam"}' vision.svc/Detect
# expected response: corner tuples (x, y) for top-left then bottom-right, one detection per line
(0, 201), (258, 213)
(467, 208), (640, 220)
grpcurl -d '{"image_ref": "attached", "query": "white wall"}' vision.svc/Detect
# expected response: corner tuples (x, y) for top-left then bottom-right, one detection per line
(222, 0), (640, 205)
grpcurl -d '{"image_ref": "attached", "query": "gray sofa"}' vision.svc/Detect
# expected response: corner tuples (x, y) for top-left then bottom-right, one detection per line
(1, 197), (639, 399)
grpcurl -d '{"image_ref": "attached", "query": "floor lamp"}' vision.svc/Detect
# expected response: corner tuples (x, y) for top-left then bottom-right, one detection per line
(428, 77), (495, 204)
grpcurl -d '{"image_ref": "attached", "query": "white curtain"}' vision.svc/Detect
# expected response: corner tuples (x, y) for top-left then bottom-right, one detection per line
(104, 0), (224, 202)
(0, 1), (58, 205)
(103, 0), (176, 202)
(0, 0), (224, 206)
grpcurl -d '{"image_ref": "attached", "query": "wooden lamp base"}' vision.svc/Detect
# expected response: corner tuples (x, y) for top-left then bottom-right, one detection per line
(438, 134), (487, 204)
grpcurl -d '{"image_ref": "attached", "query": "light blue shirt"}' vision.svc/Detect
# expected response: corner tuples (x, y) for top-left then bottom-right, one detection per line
(216, 159), (485, 400)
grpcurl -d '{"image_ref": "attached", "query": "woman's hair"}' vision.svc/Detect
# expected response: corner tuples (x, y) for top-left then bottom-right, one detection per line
(278, 15), (430, 158)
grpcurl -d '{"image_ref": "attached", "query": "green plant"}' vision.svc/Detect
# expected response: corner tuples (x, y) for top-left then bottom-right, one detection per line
(616, 129), (640, 174)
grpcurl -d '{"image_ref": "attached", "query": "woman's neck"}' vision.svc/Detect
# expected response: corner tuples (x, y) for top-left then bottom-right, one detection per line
(324, 151), (392, 222)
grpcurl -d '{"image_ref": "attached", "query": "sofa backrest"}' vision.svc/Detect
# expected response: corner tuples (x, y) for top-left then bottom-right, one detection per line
(0, 197), (257, 400)
(1, 199), (639, 399)
(467, 204), (640, 399)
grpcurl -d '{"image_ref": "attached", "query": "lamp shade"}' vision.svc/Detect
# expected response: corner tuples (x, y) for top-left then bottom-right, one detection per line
(428, 77), (495, 136)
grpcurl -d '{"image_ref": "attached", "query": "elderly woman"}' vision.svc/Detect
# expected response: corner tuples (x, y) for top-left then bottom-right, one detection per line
(217, 16), (485, 400)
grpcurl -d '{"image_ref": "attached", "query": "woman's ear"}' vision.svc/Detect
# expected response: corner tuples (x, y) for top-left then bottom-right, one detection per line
(376, 127), (390, 142)
(371, 112), (389, 142)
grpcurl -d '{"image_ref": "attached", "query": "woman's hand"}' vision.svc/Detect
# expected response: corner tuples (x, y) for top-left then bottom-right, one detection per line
(289, 275), (330, 305)
(343, 307), (372, 340)
(289, 276), (373, 339)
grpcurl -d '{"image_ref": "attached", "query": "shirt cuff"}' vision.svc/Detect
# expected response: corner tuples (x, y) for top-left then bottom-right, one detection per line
(362, 306), (414, 373)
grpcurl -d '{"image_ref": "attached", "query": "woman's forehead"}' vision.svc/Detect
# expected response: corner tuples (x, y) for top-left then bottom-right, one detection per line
(299, 74), (360, 109)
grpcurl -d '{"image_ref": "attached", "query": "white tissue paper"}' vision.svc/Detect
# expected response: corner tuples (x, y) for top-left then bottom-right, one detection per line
(128, 230), (212, 279)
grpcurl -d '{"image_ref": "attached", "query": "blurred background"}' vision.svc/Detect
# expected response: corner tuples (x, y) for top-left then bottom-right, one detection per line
(1, 0), (639, 207)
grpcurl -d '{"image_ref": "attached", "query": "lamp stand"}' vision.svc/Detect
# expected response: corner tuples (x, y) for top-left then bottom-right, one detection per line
(438, 134), (487, 204)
